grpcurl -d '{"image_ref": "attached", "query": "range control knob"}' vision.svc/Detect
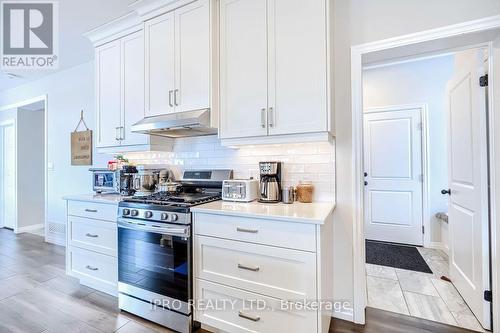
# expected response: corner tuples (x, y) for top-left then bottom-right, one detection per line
(161, 213), (169, 220)
(122, 209), (130, 216)
(171, 214), (178, 222)
(145, 211), (153, 218)
(131, 210), (139, 217)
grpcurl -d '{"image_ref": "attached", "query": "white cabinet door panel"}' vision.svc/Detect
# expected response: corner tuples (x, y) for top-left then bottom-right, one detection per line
(220, 0), (268, 139)
(145, 12), (176, 117)
(121, 31), (147, 146)
(364, 108), (423, 246)
(268, 0), (327, 135)
(96, 41), (121, 148)
(175, 0), (210, 112)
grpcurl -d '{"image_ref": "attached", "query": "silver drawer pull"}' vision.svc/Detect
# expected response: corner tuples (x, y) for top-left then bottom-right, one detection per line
(85, 233), (99, 238)
(86, 265), (99, 271)
(85, 209), (98, 213)
(238, 311), (261, 322)
(236, 227), (258, 234)
(238, 264), (260, 272)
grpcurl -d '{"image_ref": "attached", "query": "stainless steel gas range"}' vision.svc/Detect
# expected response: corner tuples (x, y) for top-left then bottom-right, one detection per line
(117, 170), (232, 333)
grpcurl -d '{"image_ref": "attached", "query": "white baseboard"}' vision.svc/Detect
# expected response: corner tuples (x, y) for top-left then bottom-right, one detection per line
(45, 233), (65, 246)
(332, 308), (354, 322)
(15, 223), (44, 234)
(428, 242), (449, 256)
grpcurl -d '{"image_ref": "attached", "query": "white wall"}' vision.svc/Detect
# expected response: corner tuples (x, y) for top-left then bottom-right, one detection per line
(124, 136), (335, 202)
(363, 55), (454, 248)
(333, 0), (500, 318)
(16, 108), (45, 231)
(0, 62), (109, 244)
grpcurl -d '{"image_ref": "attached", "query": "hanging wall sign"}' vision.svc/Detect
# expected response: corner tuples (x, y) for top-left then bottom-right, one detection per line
(71, 110), (93, 166)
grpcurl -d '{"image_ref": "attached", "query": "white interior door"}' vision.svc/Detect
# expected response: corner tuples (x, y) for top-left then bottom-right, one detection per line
(446, 49), (490, 330)
(1, 123), (16, 230)
(364, 107), (423, 246)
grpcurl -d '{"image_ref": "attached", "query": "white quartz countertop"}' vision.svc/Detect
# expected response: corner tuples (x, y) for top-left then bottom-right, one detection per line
(191, 201), (335, 224)
(63, 194), (125, 205)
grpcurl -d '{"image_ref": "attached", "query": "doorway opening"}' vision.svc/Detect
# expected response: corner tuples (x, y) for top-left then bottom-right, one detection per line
(361, 47), (491, 332)
(0, 99), (46, 237)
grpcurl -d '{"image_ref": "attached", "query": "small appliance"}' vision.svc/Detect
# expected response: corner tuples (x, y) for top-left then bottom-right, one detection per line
(132, 167), (162, 196)
(91, 168), (119, 194)
(119, 166), (138, 196)
(258, 162), (282, 203)
(117, 169), (233, 333)
(222, 179), (259, 202)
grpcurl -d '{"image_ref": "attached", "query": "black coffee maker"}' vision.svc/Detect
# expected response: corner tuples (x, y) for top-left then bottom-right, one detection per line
(258, 162), (282, 203)
(120, 165), (137, 196)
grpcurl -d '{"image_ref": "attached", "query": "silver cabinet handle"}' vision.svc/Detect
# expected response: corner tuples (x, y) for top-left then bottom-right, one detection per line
(238, 311), (261, 322)
(86, 265), (99, 271)
(120, 126), (125, 141)
(85, 233), (99, 238)
(236, 227), (258, 234)
(169, 90), (174, 107)
(174, 89), (179, 106)
(238, 263), (260, 272)
(261, 108), (266, 128)
(268, 107), (275, 128)
(85, 209), (98, 213)
(115, 127), (120, 141)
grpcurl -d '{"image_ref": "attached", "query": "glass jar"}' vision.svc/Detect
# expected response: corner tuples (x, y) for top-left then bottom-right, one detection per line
(296, 181), (314, 203)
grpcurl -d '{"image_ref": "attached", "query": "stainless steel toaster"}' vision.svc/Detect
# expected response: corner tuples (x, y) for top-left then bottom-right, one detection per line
(222, 179), (259, 202)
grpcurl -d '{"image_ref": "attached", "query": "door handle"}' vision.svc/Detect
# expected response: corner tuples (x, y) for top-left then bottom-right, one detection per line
(86, 265), (99, 271)
(236, 227), (258, 234)
(120, 126), (125, 141)
(268, 107), (275, 128)
(174, 89), (179, 106)
(441, 189), (451, 195)
(85, 233), (99, 238)
(85, 209), (98, 213)
(115, 127), (120, 141)
(261, 108), (266, 128)
(168, 90), (174, 107)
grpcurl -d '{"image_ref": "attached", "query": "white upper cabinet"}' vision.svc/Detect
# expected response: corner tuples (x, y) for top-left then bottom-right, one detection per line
(219, 0), (333, 142)
(144, 0), (216, 119)
(96, 41), (121, 148)
(145, 12), (176, 117)
(268, 0), (328, 136)
(219, 0), (268, 138)
(175, 0), (211, 113)
(87, 13), (173, 152)
(121, 31), (148, 147)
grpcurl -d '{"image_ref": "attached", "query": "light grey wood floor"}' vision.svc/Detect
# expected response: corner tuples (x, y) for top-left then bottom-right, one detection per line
(0, 228), (179, 333)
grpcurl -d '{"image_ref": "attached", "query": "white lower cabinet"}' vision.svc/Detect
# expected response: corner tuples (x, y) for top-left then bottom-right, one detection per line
(193, 212), (333, 333)
(196, 279), (317, 333)
(65, 200), (118, 296)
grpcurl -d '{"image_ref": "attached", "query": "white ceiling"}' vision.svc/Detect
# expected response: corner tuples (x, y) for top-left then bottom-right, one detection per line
(0, 0), (135, 92)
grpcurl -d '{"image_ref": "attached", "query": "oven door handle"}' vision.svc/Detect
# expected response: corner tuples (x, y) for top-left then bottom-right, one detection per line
(118, 218), (190, 237)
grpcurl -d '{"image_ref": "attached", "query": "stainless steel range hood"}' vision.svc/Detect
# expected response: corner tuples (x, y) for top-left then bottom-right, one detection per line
(131, 109), (217, 138)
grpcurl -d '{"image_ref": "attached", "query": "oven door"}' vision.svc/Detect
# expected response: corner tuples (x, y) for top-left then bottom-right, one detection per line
(117, 217), (191, 313)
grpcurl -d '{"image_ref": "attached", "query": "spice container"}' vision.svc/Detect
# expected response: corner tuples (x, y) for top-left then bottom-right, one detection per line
(282, 186), (295, 204)
(296, 181), (314, 203)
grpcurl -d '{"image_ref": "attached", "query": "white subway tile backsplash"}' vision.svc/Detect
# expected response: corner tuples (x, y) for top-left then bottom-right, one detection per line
(123, 135), (335, 202)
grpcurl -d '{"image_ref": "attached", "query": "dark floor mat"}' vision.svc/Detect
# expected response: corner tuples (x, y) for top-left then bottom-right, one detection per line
(366, 240), (433, 274)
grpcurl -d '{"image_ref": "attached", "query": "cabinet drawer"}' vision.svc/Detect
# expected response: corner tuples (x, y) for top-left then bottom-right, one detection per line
(68, 246), (117, 295)
(195, 235), (316, 300)
(193, 213), (316, 252)
(195, 279), (317, 333)
(68, 217), (117, 256)
(68, 200), (117, 221)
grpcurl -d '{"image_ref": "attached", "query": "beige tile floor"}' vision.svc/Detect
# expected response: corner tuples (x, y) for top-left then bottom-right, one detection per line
(366, 247), (486, 332)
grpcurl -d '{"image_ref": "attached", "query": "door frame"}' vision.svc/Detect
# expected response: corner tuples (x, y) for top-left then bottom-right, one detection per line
(0, 95), (48, 239)
(0, 119), (17, 231)
(351, 16), (500, 329)
(363, 103), (430, 247)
